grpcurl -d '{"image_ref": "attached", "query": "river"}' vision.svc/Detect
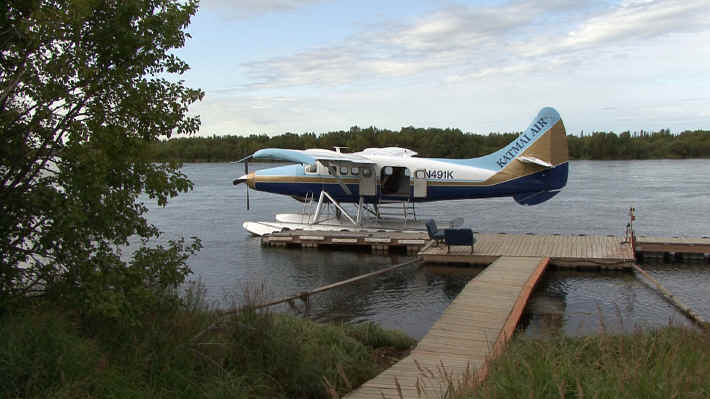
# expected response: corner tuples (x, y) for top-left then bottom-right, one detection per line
(145, 160), (710, 339)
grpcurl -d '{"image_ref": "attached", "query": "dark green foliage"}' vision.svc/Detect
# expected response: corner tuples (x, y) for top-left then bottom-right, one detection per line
(147, 128), (710, 162)
(0, 310), (100, 398)
(1, 1), (203, 326)
(462, 327), (710, 399)
(208, 305), (415, 398)
(568, 129), (710, 159)
(345, 320), (415, 351)
(222, 309), (369, 398)
(0, 300), (415, 399)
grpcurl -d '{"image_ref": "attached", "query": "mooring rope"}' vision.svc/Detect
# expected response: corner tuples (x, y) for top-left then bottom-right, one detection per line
(191, 257), (423, 342)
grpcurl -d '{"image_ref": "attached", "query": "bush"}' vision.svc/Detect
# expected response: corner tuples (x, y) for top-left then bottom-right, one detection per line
(344, 321), (416, 351)
(216, 308), (414, 398)
(0, 297), (415, 399)
(461, 327), (710, 399)
(0, 310), (99, 398)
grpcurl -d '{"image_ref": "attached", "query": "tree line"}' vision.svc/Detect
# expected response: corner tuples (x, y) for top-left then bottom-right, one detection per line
(148, 127), (710, 162)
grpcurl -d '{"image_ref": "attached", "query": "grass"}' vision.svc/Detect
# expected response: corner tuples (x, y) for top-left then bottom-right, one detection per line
(0, 285), (415, 399)
(7, 284), (708, 399)
(456, 326), (710, 399)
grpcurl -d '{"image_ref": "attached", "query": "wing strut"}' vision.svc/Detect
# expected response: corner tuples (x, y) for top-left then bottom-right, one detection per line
(312, 190), (358, 226)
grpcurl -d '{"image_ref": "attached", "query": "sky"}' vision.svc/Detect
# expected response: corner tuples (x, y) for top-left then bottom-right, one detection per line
(175, 0), (710, 137)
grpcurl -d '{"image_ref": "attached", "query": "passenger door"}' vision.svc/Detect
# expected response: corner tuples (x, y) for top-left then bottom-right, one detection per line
(413, 169), (427, 199)
(358, 165), (376, 196)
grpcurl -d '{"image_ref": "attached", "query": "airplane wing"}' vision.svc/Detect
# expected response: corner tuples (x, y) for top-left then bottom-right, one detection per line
(252, 148), (376, 164)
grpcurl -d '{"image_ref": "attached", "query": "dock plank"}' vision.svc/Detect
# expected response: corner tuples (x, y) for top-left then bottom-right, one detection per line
(345, 256), (548, 399)
(418, 233), (634, 268)
(635, 236), (710, 255)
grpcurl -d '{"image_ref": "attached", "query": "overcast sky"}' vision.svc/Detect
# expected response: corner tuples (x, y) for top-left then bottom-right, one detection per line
(176, 0), (710, 136)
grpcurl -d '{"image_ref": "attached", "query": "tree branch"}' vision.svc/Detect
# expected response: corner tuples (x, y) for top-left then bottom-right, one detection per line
(0, 52), (29, 108)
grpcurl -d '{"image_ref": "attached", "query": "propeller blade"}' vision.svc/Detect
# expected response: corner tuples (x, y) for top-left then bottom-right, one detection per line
(245, 159), (250, 210)
(233, 155), (253, 211)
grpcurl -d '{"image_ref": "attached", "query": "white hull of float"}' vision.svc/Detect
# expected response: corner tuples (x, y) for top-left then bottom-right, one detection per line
(243, 213), (426, 236)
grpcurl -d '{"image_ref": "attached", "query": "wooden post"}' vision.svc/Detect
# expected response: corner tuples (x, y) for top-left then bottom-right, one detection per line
(633, 263), (707, 328)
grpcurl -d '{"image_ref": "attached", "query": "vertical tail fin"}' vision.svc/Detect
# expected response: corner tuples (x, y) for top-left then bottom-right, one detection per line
(489, 107), (568, 170)
(481, 107), (569, 205)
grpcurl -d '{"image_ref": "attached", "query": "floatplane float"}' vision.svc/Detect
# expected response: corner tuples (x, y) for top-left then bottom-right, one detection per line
(234, 107), (569, 236)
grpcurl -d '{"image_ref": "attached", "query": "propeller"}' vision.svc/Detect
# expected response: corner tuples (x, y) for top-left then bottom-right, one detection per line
(245, 159), (250, 210)
(232, 155), (253, 210)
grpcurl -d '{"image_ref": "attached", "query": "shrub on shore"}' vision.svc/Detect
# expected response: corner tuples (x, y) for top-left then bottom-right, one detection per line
(458, 326), (710, 399)
(0, 297), (415, 399)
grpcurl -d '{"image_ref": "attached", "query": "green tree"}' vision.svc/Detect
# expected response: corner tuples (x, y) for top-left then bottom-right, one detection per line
(0, 0), (203, 325)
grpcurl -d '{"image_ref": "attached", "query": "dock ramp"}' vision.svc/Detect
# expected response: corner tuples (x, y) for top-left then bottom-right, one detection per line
(345, 256), (549, 399)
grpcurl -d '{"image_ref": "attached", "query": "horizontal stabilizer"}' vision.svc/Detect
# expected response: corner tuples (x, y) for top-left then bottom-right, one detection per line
(517, 156), (553, 168)
(513, 190), (560, 206)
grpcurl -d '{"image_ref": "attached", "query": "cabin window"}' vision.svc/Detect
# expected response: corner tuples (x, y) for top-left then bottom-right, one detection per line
(415, 170), (426, 179)
(362, 167), (372, 177)
(305, 164), (317, 174)
(351, 167), (360, 175)
(383, 166), (393, 175)
(328, 166), (336, 176)
(340, 166), (348, 175)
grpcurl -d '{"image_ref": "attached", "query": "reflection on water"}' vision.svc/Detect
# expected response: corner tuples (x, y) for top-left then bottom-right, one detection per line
(146, 161), (710, 340)
(305, 263), (482, 340)
(521, 262), (710, 337)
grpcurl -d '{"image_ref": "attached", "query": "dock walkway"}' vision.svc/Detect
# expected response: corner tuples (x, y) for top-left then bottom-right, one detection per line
(345, 256), (549, 399)
(262, 230), (635, 267)
(635, 236), (710, 262)
(419, 233), (634, 268)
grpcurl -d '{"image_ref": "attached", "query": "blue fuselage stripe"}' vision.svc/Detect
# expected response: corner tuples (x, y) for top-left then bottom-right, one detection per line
(254, 162), (569, 203)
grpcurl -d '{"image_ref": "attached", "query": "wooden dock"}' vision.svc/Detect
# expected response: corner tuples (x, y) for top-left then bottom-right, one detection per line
(261, 230), (634, 267)
(419, 233), (634, 269)
(635, 236), (710, 262)
(261, 229), (710, 266)
(256, 228), (707, 398)
(258, 229), (705, 398)
(262, 230), (429, 254)
(345, 256), (549, 399)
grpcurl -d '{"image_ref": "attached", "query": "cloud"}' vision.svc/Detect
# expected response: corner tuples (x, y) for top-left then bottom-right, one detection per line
(199, 0), (326, 18)
(191, 93), (342, 135)
(189, 0), (710, 135)
(237, 0), (710, 90)
(241, 3), (537, 89)
(558, 0), (710, 50)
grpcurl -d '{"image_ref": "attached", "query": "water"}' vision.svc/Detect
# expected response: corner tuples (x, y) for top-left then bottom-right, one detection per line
(145, 160), (710, 339)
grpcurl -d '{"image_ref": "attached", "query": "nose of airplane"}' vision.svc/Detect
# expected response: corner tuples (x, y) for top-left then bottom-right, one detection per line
(232, 172), (255, 188)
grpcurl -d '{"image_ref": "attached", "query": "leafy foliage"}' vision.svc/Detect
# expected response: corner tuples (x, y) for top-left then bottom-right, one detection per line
(0, 302), (415, 399)
(0, 0), (203, 325)
(147, 128), (710, 162)
(460, 327), (710, 399)
(568, 129), (710, 159)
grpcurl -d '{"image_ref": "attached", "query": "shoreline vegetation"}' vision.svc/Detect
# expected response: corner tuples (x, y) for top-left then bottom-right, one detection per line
(4, 2), (708, 398)
(3, 288), (708, 398)
(148, 128), (710, 162)
(456, 325), (710, 399)
(0, 283), (416, 399)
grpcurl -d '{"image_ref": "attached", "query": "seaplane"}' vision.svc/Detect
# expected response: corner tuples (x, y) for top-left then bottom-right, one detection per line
(234, 107), (569, 236)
